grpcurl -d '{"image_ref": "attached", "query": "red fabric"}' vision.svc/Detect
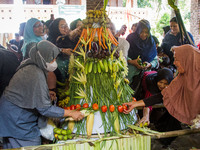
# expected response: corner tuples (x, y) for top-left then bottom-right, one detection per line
(142, 71), (157, 111)
(197, 41), (200, 50)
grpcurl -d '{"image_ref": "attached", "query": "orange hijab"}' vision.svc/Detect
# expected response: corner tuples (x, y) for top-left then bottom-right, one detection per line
(162, 44), (200, 125)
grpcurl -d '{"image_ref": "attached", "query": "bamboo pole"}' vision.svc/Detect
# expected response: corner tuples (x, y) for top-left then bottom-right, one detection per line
(151, 128), (200, 139)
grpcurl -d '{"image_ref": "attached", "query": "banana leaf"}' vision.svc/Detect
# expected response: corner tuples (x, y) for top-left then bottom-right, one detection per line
(168, 0), (195, 46)
(104, 0), (109, 10)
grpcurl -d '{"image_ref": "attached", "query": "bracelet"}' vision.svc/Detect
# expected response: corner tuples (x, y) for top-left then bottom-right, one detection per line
(49, 88), (56, 92)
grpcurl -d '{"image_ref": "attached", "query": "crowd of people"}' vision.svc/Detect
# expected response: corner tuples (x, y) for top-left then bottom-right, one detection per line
(0, 14), (200, 149)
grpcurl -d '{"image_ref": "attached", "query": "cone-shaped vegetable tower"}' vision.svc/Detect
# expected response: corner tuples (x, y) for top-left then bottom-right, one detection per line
(67, 8), (136, 137)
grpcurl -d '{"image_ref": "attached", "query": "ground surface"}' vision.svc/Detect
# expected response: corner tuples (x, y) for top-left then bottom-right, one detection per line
(151, 133), (200, 150)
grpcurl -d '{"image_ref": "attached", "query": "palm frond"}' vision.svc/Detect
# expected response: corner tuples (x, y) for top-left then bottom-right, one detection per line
(75, 88), (87, 100)
(72, 73), (87, 85)
(74, 59), (84, 71)
(74, 46), (86, 61)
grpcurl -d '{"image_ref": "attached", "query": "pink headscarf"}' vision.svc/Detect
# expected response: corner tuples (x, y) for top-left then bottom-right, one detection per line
(162, 44), (200, 125)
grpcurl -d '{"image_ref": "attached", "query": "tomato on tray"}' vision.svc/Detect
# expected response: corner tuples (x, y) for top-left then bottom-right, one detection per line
(64, 106), (70, 110)
(122, 104), (128, 110)
(70, 105), (76, 110)
(83, 103), (89, 108)
(76, 104), (81, 111)
(101, 105), (107, 113)
(92, 103), (99, 110)
(109, 105), (115, 112)
(118, 105), (123, 113)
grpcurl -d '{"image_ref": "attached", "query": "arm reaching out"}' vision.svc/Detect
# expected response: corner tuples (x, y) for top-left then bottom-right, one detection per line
(64, 109), (84, 121)
(123, 100), (145, 114)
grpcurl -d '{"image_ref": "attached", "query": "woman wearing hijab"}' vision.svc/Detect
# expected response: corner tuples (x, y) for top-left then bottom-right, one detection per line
(124, 68), (182, 146)
(47, 18), (81, 101)
(126, 19), (158, 83)
(161, 17), (195, 66)
(69, 18), (82, 31)
(123, 44), (200, 125)
(21, 18), (44, 59)
(0, 40), (84, 149)
(47, 18), (70, 45)
(137, 68), (174, 126)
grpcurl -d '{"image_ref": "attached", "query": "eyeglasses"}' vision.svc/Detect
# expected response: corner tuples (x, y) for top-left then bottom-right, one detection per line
(33, 22), (43, 28)
(60, 24), (68, 29)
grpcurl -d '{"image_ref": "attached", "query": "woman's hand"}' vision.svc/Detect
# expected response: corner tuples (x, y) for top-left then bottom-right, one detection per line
(143, 61), (152, 70)
(69, 26), (82, 41)
(64, 110), (84, 121)
(137, 116), (150, 127)
(136, 107), (150, 126)
(115, 25), (127, 37)
(61, 48), (73, 56)
(123, 100), (145, 114)
(49, 91), (57, 101)
(128, 58), (143, 70)
(70, 111), (85, 121)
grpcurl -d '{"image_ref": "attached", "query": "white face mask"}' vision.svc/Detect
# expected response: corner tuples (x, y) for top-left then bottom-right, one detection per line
(46, 61), (58, 72)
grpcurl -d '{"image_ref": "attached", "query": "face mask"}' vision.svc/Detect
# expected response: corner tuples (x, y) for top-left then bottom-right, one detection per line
(46, 61), (57, 72)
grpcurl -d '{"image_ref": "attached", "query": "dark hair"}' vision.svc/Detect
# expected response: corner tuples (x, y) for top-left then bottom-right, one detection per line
(161, 56), (170, 66)
(157, 68), (173, 84)
(131, 23), (138, 28)
(44, 20), (53, 28)
(170, 17), (177, 23)
(163, 25), (170, 34)
(157, 46), (163, 54)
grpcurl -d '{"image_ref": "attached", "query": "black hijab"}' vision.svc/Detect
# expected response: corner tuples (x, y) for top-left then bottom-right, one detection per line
(47, 18), (64, 45)
(126, 19), (157, 62)
(145, 68), (174, 95)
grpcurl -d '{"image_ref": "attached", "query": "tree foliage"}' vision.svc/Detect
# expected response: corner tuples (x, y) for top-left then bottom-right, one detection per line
(156, 13), (170, 35)
(137, 0), (152, 8)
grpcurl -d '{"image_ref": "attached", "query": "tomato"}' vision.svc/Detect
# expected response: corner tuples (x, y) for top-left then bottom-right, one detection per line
(70, 105), (76, 110)
(122, 105), (128, 110)
(92, 103), (99, 110)
(101, 105), (107, 113)
(64, 106), (70, 110)
(76, 104), (81, 111)
(132, 97), (137, 102)
(83, 103), (89, 108)
(118, 105), (123, 113)
(109, 105), (115, 112)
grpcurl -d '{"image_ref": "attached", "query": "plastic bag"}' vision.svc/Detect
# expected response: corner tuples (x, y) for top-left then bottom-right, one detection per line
(40, 119), (56, 141)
